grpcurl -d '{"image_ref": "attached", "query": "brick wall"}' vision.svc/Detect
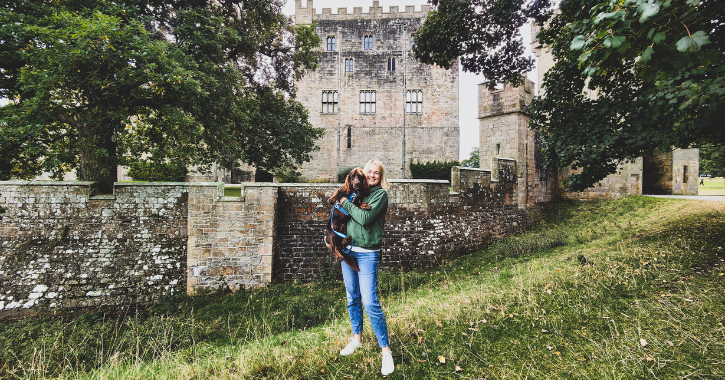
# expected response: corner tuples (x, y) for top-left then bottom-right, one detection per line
(275, 160), (548, 282)
(0, 181), (188, 317)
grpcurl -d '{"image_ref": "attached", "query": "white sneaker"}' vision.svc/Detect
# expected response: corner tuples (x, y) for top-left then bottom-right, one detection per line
(339, 337), (363, 356)
(381, 352), (394, 376)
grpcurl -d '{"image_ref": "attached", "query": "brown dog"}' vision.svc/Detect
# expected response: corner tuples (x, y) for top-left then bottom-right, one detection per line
(324, 167), (372, 272)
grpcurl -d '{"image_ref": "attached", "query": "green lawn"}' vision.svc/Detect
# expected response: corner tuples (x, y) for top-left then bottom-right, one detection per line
(2, 197), (724, 379)
(699, 177), (725, 195)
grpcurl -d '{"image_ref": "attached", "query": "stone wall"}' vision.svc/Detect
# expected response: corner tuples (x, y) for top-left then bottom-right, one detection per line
(0, 182), (188, 316)
(186, 183), (277, 293)
(1, 160), (552, 315)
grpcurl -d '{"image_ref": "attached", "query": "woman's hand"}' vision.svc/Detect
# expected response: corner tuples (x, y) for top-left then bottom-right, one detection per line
(337, 197), (345, 205)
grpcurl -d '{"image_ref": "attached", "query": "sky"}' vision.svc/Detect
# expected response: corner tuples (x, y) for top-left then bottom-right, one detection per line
(283, 0), (539, 161)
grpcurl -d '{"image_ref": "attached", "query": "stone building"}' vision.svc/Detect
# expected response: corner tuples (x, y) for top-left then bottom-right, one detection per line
(294, 0), (459, 180)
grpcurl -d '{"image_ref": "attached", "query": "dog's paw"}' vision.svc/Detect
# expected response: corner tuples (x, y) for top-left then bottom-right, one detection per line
(360, 202), (372, 210)
(342, 237), (352, 246)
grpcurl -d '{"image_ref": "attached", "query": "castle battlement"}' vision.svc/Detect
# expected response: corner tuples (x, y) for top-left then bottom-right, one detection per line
(295, 0), (430, 24)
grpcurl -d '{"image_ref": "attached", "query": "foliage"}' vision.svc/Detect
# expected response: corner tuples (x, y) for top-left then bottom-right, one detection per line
(336, 166), (358, 183)
(460, 147), (480, 168)
(410, 159), (460, 181)
(0, 0), (323, 193)
(699, 145), (725, 177)
(126, 161), (188, 182)
(530, 0), (725, 190)
(273, 165), (303, 183)
(413, 0), (552, 87)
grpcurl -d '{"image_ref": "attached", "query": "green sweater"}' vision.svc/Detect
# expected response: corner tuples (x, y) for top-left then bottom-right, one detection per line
(341, 185), (388, 250)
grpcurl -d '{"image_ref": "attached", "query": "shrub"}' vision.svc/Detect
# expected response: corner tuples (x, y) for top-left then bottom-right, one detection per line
(337, 166), (358, 183)
(255, 168), (273, 182)
(127, 161), (187, 182)
(273, 166), (303, 183)
(410, 160), (460, 181)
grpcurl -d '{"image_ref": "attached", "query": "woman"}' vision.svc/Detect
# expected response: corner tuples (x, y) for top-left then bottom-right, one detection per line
(336, 159), (394, 376)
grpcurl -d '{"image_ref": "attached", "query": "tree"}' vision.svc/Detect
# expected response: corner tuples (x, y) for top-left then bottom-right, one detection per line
(700, 145), (725, 178)
(529, 0), (725, 190)
(413, 0), (552, 87)
(0, 0), (322, 193)
(461, 147), (480, 168)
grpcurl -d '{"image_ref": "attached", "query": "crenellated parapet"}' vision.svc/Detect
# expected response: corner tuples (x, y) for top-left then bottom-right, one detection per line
(295, 0), (430, 24)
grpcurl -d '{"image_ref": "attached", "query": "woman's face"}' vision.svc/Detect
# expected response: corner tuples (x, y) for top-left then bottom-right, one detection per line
(366, 163), (381, 187)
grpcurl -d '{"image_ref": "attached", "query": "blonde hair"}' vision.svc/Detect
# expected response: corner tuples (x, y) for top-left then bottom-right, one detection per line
(364, 159), (389, 190)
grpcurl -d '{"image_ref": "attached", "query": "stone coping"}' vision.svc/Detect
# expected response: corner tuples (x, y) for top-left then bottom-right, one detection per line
(0, 180), (96, 186)
(115, 181), (190, 186)
(456, 167), (492, 173)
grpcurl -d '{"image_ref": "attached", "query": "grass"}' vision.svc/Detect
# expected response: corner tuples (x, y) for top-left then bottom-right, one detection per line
(699, 177), (725, 196)
(1, 196), (724, 379)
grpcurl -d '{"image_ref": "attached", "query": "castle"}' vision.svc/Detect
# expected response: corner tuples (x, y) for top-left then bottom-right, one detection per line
(293, 0), (459, 180)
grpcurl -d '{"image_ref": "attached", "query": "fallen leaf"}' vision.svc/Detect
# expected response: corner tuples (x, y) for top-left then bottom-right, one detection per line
(455, 365), (463, 372)
(281, 340), (287, 346)
(554, 351), (561, 356)
(640, 339), (648, 347)
(436, 320), (443, 327)
(286, 356), (294, 360)
(666, 341), (674, 347)
(320, 368), (325, 373)
(542, 329), (548, 333)
(418, 359), (427, 363)
(438, 356), (446, 364)
(646, 356), (654, 362)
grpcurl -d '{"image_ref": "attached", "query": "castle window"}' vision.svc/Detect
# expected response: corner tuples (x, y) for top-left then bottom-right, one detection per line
(410, 35), (415, 50)
(387, 57), (395, 72)
(406, 90), (422, 114)
(326, 36), (336, 51)
(496, 144), (501, 156)
(347, 126), (352, 149)
(359, 90), (376, 114)
(321, 90), (338, 114)
(345, 58), (353, 72)
(364, 35), (373, 50)
(683, 166), (689, 183)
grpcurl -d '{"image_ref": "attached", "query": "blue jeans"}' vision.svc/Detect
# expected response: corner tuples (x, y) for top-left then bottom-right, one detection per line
(341, 250), (390, 348)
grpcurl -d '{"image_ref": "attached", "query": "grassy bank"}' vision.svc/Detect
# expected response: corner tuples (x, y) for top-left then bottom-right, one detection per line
(1, 197), (724, 379)
(699, 177), (725, 196)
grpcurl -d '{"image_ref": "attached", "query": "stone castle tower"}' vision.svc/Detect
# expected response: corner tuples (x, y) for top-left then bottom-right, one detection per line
(478, 79), (556, 206)
(294, 0), (459, 180)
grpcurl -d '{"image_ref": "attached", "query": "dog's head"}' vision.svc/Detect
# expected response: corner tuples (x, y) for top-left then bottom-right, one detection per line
(346, 167), (370, 194)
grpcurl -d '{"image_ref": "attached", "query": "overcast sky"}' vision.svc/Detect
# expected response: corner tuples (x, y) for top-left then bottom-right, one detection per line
(283, 0), (538, 161)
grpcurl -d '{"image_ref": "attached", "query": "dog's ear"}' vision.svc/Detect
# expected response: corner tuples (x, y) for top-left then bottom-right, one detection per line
(340, 171), (353, 194)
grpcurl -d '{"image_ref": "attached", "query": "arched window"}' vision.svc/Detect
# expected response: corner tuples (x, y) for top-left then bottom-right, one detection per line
(345, 58), (353, 72)
(347, 126), (352, 149)
(364, 35), (373, 50)
(410, 35), (415, 50)
(327, 36), (336, 51)
(387, 57), (396, 72)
